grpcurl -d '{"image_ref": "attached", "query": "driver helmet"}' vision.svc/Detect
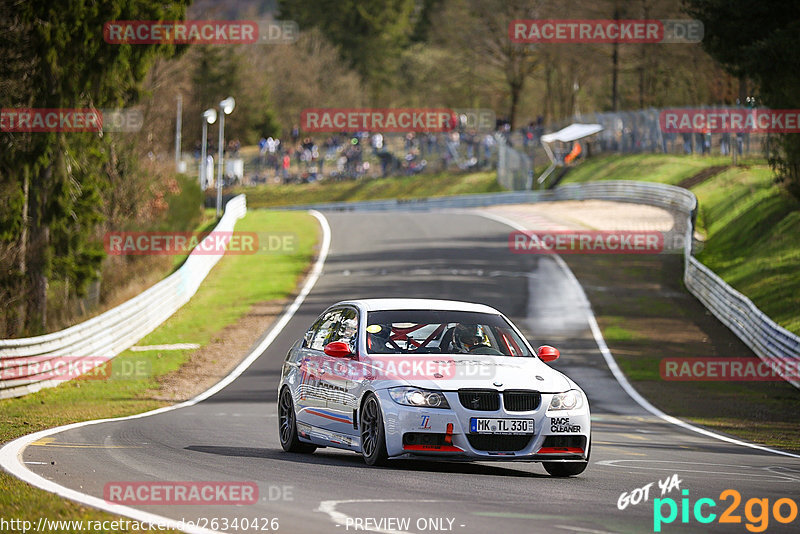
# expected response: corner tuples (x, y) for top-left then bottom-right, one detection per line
(366, 324), (393, 351)
(453, 324), (490, 353)
(367, 324), (392, 339)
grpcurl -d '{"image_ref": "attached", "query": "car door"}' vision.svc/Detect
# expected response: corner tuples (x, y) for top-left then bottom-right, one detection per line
(312, 307), (361, 439)
(295, 309), (341, 428)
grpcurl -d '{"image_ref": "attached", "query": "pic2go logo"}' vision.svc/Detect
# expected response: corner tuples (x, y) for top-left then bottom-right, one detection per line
(654, 489), (798, 532)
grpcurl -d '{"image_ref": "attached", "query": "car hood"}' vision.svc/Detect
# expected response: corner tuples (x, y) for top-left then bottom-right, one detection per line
(367, 354), (571, 393)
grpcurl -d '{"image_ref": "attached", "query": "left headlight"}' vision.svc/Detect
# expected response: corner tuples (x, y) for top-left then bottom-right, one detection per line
(389, 386), (450, 409)
(548, 389), (584, 411)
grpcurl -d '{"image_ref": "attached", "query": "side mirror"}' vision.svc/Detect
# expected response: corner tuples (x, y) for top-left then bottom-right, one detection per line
(537, 345), (560, 362)
(324, 341), (353, 358)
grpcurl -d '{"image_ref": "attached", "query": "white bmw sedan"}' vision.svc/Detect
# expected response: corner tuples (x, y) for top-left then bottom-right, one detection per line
(277, 299), (591, 476)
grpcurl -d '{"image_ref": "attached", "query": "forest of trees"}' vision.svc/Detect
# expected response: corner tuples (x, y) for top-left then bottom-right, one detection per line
(1, 0), (798, 337)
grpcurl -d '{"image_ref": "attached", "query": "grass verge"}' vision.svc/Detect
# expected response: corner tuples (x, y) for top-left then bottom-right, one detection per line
(231, 170), (501, 208)
(564, 252), (800, 452)
(564, 153), (798, 335)
(562, 153), (764, 185)
(0, 210), (318, 531)
(559, 153), (800, 451)
(692, 166), (800, 334)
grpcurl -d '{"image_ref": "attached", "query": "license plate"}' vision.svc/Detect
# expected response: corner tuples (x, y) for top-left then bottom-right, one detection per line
(470, 418), (534, 434)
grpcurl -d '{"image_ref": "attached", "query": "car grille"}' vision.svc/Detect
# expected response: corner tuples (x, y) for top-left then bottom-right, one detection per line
(466, 434), (533, 452)
(503, 390), (541, 411)
(458, 389), (499, 411)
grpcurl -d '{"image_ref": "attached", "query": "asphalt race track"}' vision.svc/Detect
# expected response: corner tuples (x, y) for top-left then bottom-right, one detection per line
(17, 211), (800, 534)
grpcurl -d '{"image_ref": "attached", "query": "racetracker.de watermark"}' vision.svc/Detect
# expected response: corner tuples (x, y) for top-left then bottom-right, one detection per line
(449, 109), (496, 132)
(660, 357), (800, 381)
(301, 108), (457, 133)
(1, 108), (143, 132)
(660, 108), (800, 133)
(0, 355), (151, 382)
(509, 19), (703, 43)
(509, 230), (664, 254)
(104, 231), (296, 255)
(103, 481), (260, 505)
(103, 20), (298, 44)
(300, 354), (494, 382)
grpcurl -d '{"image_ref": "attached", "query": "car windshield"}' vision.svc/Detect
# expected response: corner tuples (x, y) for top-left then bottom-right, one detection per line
(366, 310), (532, 357)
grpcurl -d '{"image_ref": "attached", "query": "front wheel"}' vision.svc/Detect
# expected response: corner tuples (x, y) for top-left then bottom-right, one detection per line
(359, 394), (389, 466)
(543, 435), (590, 477)
(278, 388), (316, 453)
(543, 461), (588, 477)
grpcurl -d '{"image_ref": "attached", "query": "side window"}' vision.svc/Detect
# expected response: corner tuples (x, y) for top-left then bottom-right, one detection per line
(330, 308), (359, 350)
(303, 316), (324, 347)
(309, 310), (341, 351)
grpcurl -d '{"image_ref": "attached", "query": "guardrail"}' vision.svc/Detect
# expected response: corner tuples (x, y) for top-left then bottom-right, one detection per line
(0, 195), (247, 399)
(685, 256), (800, 388)
(278, 180), (696, 214)
(278, 181), (799, 388)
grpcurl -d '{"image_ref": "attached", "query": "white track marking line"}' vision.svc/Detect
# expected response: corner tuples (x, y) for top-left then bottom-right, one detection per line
(0, 210), (332, 534)
(477, 210), (800, 460)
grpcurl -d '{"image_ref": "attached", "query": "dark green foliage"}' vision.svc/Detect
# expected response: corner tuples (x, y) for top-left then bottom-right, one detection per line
(410, 0), (444, 42)
(278, 0), (416, 99)
(0, 0), (191, 334)
(684, 0), (800, 198)
(161, 174), (204, 233)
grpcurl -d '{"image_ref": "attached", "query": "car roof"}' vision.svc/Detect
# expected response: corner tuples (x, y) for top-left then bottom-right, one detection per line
(335, 298), (502, 314)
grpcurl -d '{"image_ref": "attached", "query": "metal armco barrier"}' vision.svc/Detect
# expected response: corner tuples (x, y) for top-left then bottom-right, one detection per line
(685, 256), (800, 388)
(278, 180), (799, 388)
(0, 195), (247, 399)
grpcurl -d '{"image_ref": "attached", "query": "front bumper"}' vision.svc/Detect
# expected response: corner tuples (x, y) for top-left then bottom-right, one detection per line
(375, 389), (590, 461)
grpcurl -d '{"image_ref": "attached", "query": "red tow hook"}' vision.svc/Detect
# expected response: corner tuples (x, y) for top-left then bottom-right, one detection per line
(444, 423), (454, 445)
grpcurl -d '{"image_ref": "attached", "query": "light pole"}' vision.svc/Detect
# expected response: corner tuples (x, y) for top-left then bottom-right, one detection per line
(216, 96), (235, 217)
(200, 108), (217, 190)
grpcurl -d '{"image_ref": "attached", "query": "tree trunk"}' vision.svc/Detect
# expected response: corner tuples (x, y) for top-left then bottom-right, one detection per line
(638, 47), (645, 109)
(25, 164), (51, 333)
(509, 79), (523, 130)
(638, 1), (650, 109)
(26, 231), (49, 334)
(611, 41), (619, 111)
(14, 168), (30, 334)
(611, 6), (620, 111)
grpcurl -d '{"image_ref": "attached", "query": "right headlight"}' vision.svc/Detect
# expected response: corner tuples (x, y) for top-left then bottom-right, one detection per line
(548, 389), (584, 411)
(388, 386), (450, 409)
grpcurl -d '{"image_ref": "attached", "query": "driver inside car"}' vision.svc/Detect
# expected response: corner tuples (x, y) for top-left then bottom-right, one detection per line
(452, 323), (499, 354)
(366, 324), (394, 353)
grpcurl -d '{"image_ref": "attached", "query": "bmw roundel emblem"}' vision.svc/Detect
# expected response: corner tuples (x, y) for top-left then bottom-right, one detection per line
(493, 381), (503, 387)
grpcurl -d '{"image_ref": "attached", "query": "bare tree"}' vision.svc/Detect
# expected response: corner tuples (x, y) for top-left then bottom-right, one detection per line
(254, 28), (365, 135)
(432, 0), (542, 128)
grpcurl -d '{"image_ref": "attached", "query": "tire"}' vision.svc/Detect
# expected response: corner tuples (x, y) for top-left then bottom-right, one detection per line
(359, 394), (389, 466)
(278, 388), (317, 454)
(543, 434), (590, 477)
(543, 460), (588, 477)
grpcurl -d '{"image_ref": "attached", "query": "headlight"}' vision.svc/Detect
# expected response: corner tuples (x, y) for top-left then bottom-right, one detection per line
(548, 390), (584, 411)
(389, 387), (450, 409)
